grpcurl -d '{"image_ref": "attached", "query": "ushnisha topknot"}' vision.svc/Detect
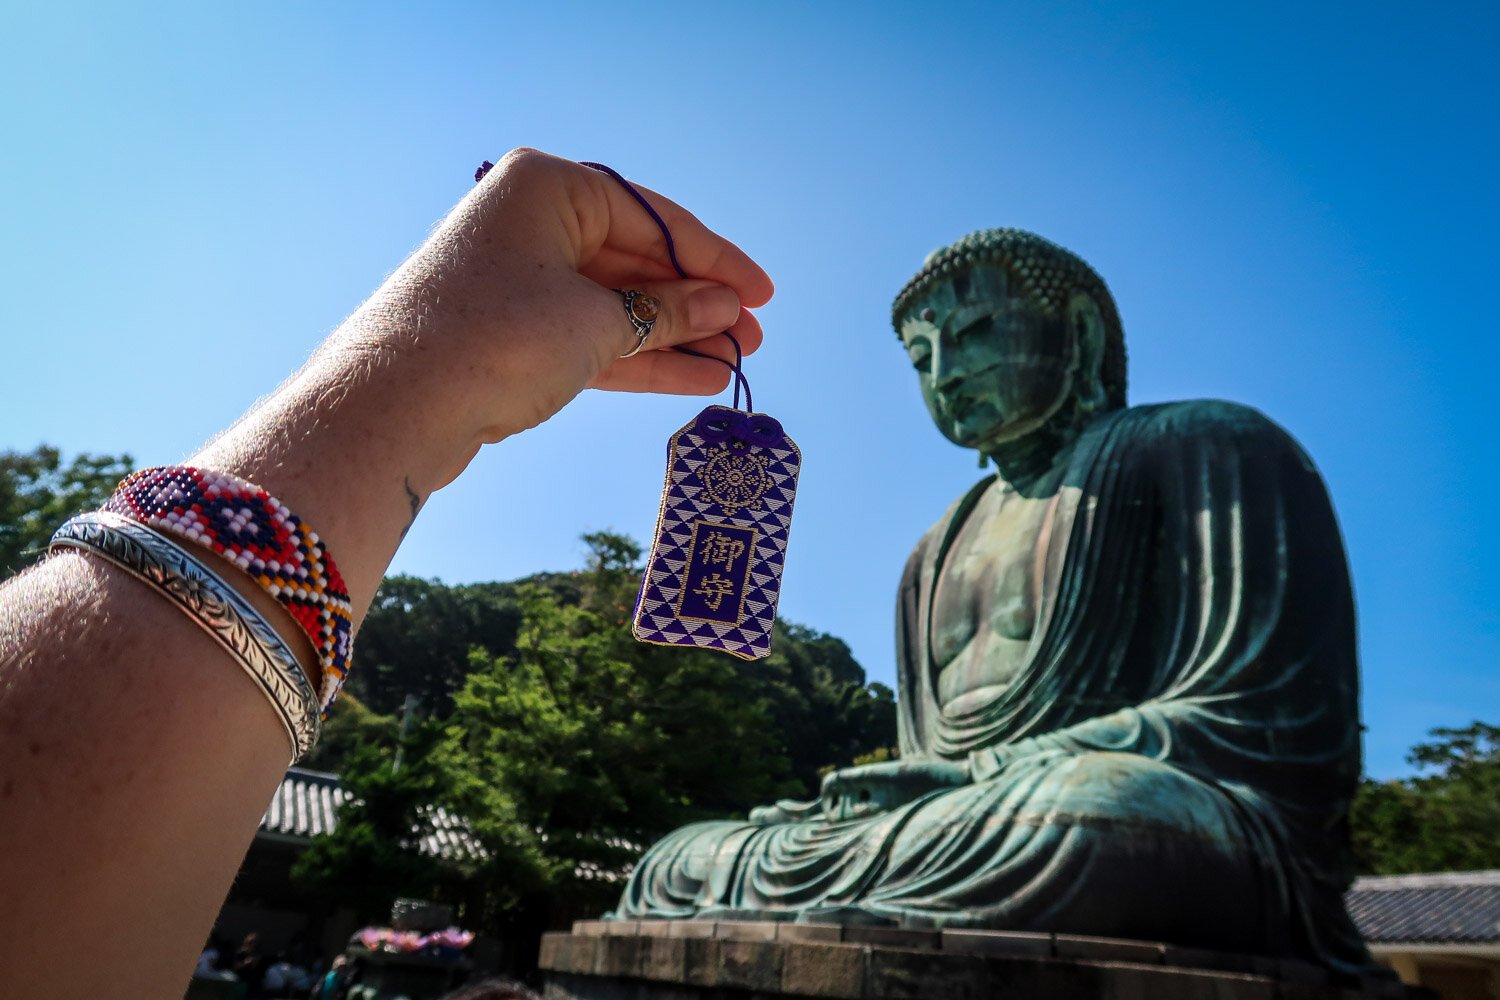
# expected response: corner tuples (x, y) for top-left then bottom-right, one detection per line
(892, 228), (1128, 408)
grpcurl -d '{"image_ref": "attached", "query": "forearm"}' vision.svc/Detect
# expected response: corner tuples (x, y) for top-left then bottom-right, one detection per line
(190, 184), (535, 623)
(0, 303), (493, 998)
(0, 218), (494, 1000)
(0, 554), (292, 997)
(191, 324), (477, 621)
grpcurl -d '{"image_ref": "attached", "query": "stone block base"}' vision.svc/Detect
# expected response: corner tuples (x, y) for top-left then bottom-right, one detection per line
(539, 921), (1432, 1000)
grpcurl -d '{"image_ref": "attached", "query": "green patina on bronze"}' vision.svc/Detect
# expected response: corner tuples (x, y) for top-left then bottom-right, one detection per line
(614, 229), (1378, 976)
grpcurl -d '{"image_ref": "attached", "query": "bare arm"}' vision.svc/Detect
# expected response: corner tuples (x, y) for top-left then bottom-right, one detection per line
(0, 149), (772, 999)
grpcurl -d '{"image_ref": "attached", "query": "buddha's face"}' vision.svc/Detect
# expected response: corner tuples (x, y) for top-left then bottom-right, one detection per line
(899, 261), (1080, 452)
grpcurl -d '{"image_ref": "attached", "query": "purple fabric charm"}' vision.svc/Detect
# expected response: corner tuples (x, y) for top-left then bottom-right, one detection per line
(634, 404), (800, 660)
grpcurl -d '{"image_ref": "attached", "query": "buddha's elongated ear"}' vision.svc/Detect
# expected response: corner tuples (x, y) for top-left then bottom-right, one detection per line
(1067, 292), (1108, 416)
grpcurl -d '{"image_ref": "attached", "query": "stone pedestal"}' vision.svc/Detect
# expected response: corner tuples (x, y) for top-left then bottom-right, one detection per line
(539, 920), (1432, 1000)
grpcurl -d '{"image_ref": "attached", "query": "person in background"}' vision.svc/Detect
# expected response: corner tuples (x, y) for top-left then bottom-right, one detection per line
(264, 950), (313, 997)
(233, 932), (268, 997)
(195, 934), (226, 976)
(312, 954), (350, 1000)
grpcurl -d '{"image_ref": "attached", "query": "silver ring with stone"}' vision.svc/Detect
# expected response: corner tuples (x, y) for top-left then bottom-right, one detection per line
(617, 289), (661, 358)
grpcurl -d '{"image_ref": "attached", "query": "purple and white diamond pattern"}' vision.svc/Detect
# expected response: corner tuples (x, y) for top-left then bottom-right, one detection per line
(633, 413), (800, 660)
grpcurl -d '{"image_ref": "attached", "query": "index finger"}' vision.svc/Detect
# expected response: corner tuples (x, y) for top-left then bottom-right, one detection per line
(579, 165), (775, 308)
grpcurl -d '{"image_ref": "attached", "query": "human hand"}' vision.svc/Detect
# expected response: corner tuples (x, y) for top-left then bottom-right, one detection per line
(333, 147), (773, 488)
(819, 759), (970, 822)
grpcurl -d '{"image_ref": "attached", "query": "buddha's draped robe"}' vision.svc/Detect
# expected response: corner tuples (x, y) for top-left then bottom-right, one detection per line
(615, 400), (1373, 974)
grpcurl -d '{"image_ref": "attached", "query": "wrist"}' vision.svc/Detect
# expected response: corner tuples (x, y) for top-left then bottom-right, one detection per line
(310, 330), (489, 489)
(330, 252), (576, 455)
(188, 350), (460, 618)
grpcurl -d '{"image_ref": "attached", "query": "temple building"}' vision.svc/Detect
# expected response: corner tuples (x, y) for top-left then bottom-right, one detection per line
(1348, 870), (1500, 999)
(210, 767), (481, 960)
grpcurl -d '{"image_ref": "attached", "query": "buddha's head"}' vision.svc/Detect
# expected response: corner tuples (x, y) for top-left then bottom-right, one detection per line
(891, 229), (1126, 455)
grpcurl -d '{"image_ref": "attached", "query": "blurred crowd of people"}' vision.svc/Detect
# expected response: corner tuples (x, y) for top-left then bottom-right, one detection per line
(194, 933), (329, 998)
(193, 932), (538, 1000)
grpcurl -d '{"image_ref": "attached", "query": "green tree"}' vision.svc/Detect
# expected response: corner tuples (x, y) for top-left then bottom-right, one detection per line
(350, 541), (897, 795)
(317, 530), (897, 939)
(1351, 722), (1500, 874)
(439, 532), (804, 925)
(756, 622), (898, 792)
(0, 445), (133, 578)
(292, 718), (464, 923)
(298, 690), (399, 774)
(350, 575), (523, 716)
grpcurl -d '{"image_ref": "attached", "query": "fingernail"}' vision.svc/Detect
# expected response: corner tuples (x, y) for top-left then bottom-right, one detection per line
(687, 286), (741, 332)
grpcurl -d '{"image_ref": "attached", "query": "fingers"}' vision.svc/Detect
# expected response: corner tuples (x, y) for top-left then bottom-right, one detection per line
(589, 301), (764, 395)
(574, 250), (765, 355)
(575, 245), (682, 287)
(574, 163), (775, 308)
(609, 278), (741, 352)
(592, 274), (757, 358)
(479, 150), (772, 307)
(677, 308), (765, 361)
(589, 350), (733, 395)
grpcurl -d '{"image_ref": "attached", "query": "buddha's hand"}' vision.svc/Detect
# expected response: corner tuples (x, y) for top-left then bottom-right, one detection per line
(748, 798), (823, 826)
(967, 738), (1072, 782)
(819, 759), (970, 822)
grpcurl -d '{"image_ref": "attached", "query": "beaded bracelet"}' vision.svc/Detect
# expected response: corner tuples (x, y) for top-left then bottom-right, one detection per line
(51, 512), (321, 761)
(103, 466), (353, 713)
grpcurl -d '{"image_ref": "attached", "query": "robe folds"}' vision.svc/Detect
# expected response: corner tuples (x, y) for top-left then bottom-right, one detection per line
(614, 400), (1374, 974)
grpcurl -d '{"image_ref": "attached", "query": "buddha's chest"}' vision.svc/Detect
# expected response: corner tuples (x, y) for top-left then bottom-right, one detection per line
(929, 485), (1054, 708)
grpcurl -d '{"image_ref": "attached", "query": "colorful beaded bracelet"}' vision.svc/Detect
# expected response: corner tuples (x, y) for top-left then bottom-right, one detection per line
(104, 466), (353, 712)
(50, 511), (321, 761)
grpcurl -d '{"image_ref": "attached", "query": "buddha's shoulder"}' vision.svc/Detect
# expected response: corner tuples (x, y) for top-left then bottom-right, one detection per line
(1096, 399), (1317, 470)
(1117, 398), (1282, 435)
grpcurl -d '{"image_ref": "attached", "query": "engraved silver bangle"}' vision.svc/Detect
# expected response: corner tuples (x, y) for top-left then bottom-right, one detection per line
(49, 511), (321, 762)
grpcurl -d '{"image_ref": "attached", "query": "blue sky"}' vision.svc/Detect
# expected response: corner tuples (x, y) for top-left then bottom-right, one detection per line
(2, 3), (1495, 778)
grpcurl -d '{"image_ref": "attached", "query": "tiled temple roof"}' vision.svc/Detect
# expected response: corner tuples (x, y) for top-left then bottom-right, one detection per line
(1347, 870), (1500, 944)
(259, 766), (482, 862)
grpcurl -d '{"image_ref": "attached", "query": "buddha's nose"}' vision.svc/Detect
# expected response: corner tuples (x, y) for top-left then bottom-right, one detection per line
(932, 342), (966, 392)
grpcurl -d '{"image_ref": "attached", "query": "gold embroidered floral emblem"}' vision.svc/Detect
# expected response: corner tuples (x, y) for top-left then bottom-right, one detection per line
(698, 446), (772, 516)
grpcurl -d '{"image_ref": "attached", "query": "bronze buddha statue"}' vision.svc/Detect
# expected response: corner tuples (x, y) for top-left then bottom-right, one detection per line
(613, 229), (1375, 974)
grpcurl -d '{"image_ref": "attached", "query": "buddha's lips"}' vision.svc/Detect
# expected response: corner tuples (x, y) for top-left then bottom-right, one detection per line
(940, 391), (997, 422)
(945, 398), (985, 422)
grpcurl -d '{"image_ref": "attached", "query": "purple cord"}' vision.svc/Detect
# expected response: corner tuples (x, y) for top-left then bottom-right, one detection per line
(475, 158), (753, 412)
(578, 162), (689, 276)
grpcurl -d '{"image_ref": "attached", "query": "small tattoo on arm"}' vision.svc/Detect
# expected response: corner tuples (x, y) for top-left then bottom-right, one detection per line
(400, 477), (425, 540)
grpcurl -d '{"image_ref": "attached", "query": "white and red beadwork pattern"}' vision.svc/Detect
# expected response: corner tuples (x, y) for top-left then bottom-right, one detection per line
(104, 466), (353, 712)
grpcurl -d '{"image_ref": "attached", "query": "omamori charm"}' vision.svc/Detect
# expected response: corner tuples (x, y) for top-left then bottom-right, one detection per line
(633, 405), (800, 659)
